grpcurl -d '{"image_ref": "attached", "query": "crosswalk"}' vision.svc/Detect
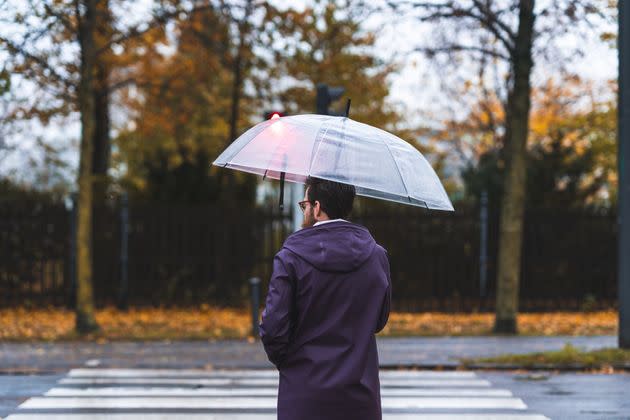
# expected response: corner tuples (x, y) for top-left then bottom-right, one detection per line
(5, 368), (550, 419)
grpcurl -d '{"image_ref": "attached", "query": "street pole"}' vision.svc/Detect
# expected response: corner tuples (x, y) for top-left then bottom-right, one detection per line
(249, 277), (261, 339)
(308, 83), (345, 233)
(619, 0), (630, 349)
(479, 190), (489, 299)
(118, 192), (129, 311)
(292, 183), (303, 232)
(68, 192), (78, 309)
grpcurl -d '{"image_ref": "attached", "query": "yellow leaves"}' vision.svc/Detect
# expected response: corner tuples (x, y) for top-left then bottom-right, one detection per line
(0, 307), (617, 341)
(379, 311), (617, 337)
(607, 172), (618, 186)
(554, 130), (590, 157)
(0, 307), (74, 341)
(113, 6), (241, 193)
(0, 306), (251, 341)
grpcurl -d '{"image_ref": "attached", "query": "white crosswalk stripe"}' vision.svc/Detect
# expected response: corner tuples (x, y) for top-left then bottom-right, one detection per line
(5, 368), (550, 419)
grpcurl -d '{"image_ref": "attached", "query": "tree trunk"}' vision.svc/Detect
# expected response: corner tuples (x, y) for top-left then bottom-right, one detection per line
(75, 0), (100, 334)
(92, 44), (111, 205)
(223, 0), (253, 193)
(493, 0), (536, 334)
(92, 0), (112, 207)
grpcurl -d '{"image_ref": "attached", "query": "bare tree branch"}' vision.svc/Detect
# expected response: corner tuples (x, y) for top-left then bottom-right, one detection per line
(425, 8), (515, 54)
(472, 0), (517, 40)
(43, 2), (78, 34)
(391, 1), (516, 54)
(414, 44), (510, 61)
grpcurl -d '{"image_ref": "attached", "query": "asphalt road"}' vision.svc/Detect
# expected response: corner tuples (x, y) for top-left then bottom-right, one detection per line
(480, 372), (630, 420)
(1, 370), (629, 419)
(1, 336), (627, 419)
(0, 336), (618, 372)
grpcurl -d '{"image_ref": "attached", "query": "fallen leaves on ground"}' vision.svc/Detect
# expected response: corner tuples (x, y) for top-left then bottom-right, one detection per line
(0, 305), (250, 341)
(379, 311), (617, 337)
(0, 307), (618, 341)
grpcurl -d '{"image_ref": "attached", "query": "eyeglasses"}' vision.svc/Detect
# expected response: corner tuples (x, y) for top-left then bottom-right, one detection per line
(298, 200), (313, 212)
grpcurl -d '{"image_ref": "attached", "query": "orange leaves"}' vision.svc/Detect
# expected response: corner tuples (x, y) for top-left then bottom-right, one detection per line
(0, 307), (617, 341)
(0, 307), (75, 341)
(0, 306), (251, 341)
(378, 311), (617, 337)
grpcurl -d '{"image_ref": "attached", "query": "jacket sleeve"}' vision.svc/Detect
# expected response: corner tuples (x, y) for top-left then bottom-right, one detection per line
(259, 253), (295, 368)
(376, 249), (391, 334)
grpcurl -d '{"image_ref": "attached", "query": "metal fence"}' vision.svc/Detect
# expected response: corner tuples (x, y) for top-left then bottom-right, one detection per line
(0, 197), (618, 311)
(353, 203), (617, 311)
(0, 201), (71, 306)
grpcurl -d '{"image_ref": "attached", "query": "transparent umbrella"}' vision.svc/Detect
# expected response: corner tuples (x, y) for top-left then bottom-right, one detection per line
(212, 114), (453, 211)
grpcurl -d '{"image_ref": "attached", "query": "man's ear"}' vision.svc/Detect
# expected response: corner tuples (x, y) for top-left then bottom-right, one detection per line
(314, 200), (321, 218)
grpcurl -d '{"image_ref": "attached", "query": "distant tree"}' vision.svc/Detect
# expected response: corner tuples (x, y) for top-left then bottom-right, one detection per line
(266, 0), (403, 129)
(388, 0), (615, 333)
(447, 77), (617, 209)
(113, 2), (263, 204)
(0, 0), (206, 333)
(526, 80), (617, 208)
(462, 103), (617, 208)
(113, 0), (416, 205)
(0, 66), (14, 164)
(0, 176), (65, 203)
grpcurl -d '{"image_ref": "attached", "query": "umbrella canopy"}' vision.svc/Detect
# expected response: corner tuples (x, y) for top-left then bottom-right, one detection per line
(212, 114), (454, 211)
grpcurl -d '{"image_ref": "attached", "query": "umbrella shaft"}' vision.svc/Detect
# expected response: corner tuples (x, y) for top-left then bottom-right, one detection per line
(279, 172), (286, 210)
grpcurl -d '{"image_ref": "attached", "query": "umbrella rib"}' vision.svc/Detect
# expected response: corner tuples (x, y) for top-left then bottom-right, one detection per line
(307, 120), (332, 176)
(226, 121), (273, 167)
(382, 137), (412, 203)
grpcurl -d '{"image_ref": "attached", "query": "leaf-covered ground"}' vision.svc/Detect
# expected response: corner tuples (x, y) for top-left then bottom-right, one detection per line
(0, 307), (618, 341)
(381, 311), (618, 337)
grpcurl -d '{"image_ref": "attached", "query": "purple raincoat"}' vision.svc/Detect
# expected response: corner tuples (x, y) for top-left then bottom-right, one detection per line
(259, 220), (391, 420)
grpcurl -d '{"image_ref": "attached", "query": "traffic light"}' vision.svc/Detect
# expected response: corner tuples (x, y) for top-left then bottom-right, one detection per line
(264, 111), (285, 120)
(316, 83), (345, 115)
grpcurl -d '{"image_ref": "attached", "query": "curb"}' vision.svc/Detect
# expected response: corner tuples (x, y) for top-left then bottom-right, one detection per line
(3, 362), (630, 375)
(461, 362), (630, 372)
(382, 362), (630, 372)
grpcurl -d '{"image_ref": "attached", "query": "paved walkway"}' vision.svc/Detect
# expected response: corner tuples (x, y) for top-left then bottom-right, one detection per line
(0, 336), (617, 372)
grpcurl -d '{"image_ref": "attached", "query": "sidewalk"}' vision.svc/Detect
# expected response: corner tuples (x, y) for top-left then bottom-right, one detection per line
(0, 336), (617, 373)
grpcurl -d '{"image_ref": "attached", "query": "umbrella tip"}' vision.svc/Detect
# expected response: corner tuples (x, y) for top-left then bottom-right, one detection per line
(345, 99), (351, 118)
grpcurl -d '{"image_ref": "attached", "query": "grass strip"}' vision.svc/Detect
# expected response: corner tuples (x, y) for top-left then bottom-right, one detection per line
(461, 343), (630, 370)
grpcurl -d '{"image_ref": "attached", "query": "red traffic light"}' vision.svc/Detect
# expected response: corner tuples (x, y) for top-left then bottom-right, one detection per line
(264, 111), (285, 120)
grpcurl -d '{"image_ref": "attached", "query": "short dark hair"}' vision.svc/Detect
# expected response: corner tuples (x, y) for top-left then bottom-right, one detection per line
(305, 177), (356, 219)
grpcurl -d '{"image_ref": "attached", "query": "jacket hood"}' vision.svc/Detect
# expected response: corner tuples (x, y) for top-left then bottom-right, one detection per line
(282, 221), (376, 273)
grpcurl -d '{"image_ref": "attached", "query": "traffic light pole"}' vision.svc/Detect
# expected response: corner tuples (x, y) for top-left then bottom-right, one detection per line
(619, 0), (630, 349)
(292, 182), (303, 232)
(316, 83), (345, 115)
(288, 83), (347, 232)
